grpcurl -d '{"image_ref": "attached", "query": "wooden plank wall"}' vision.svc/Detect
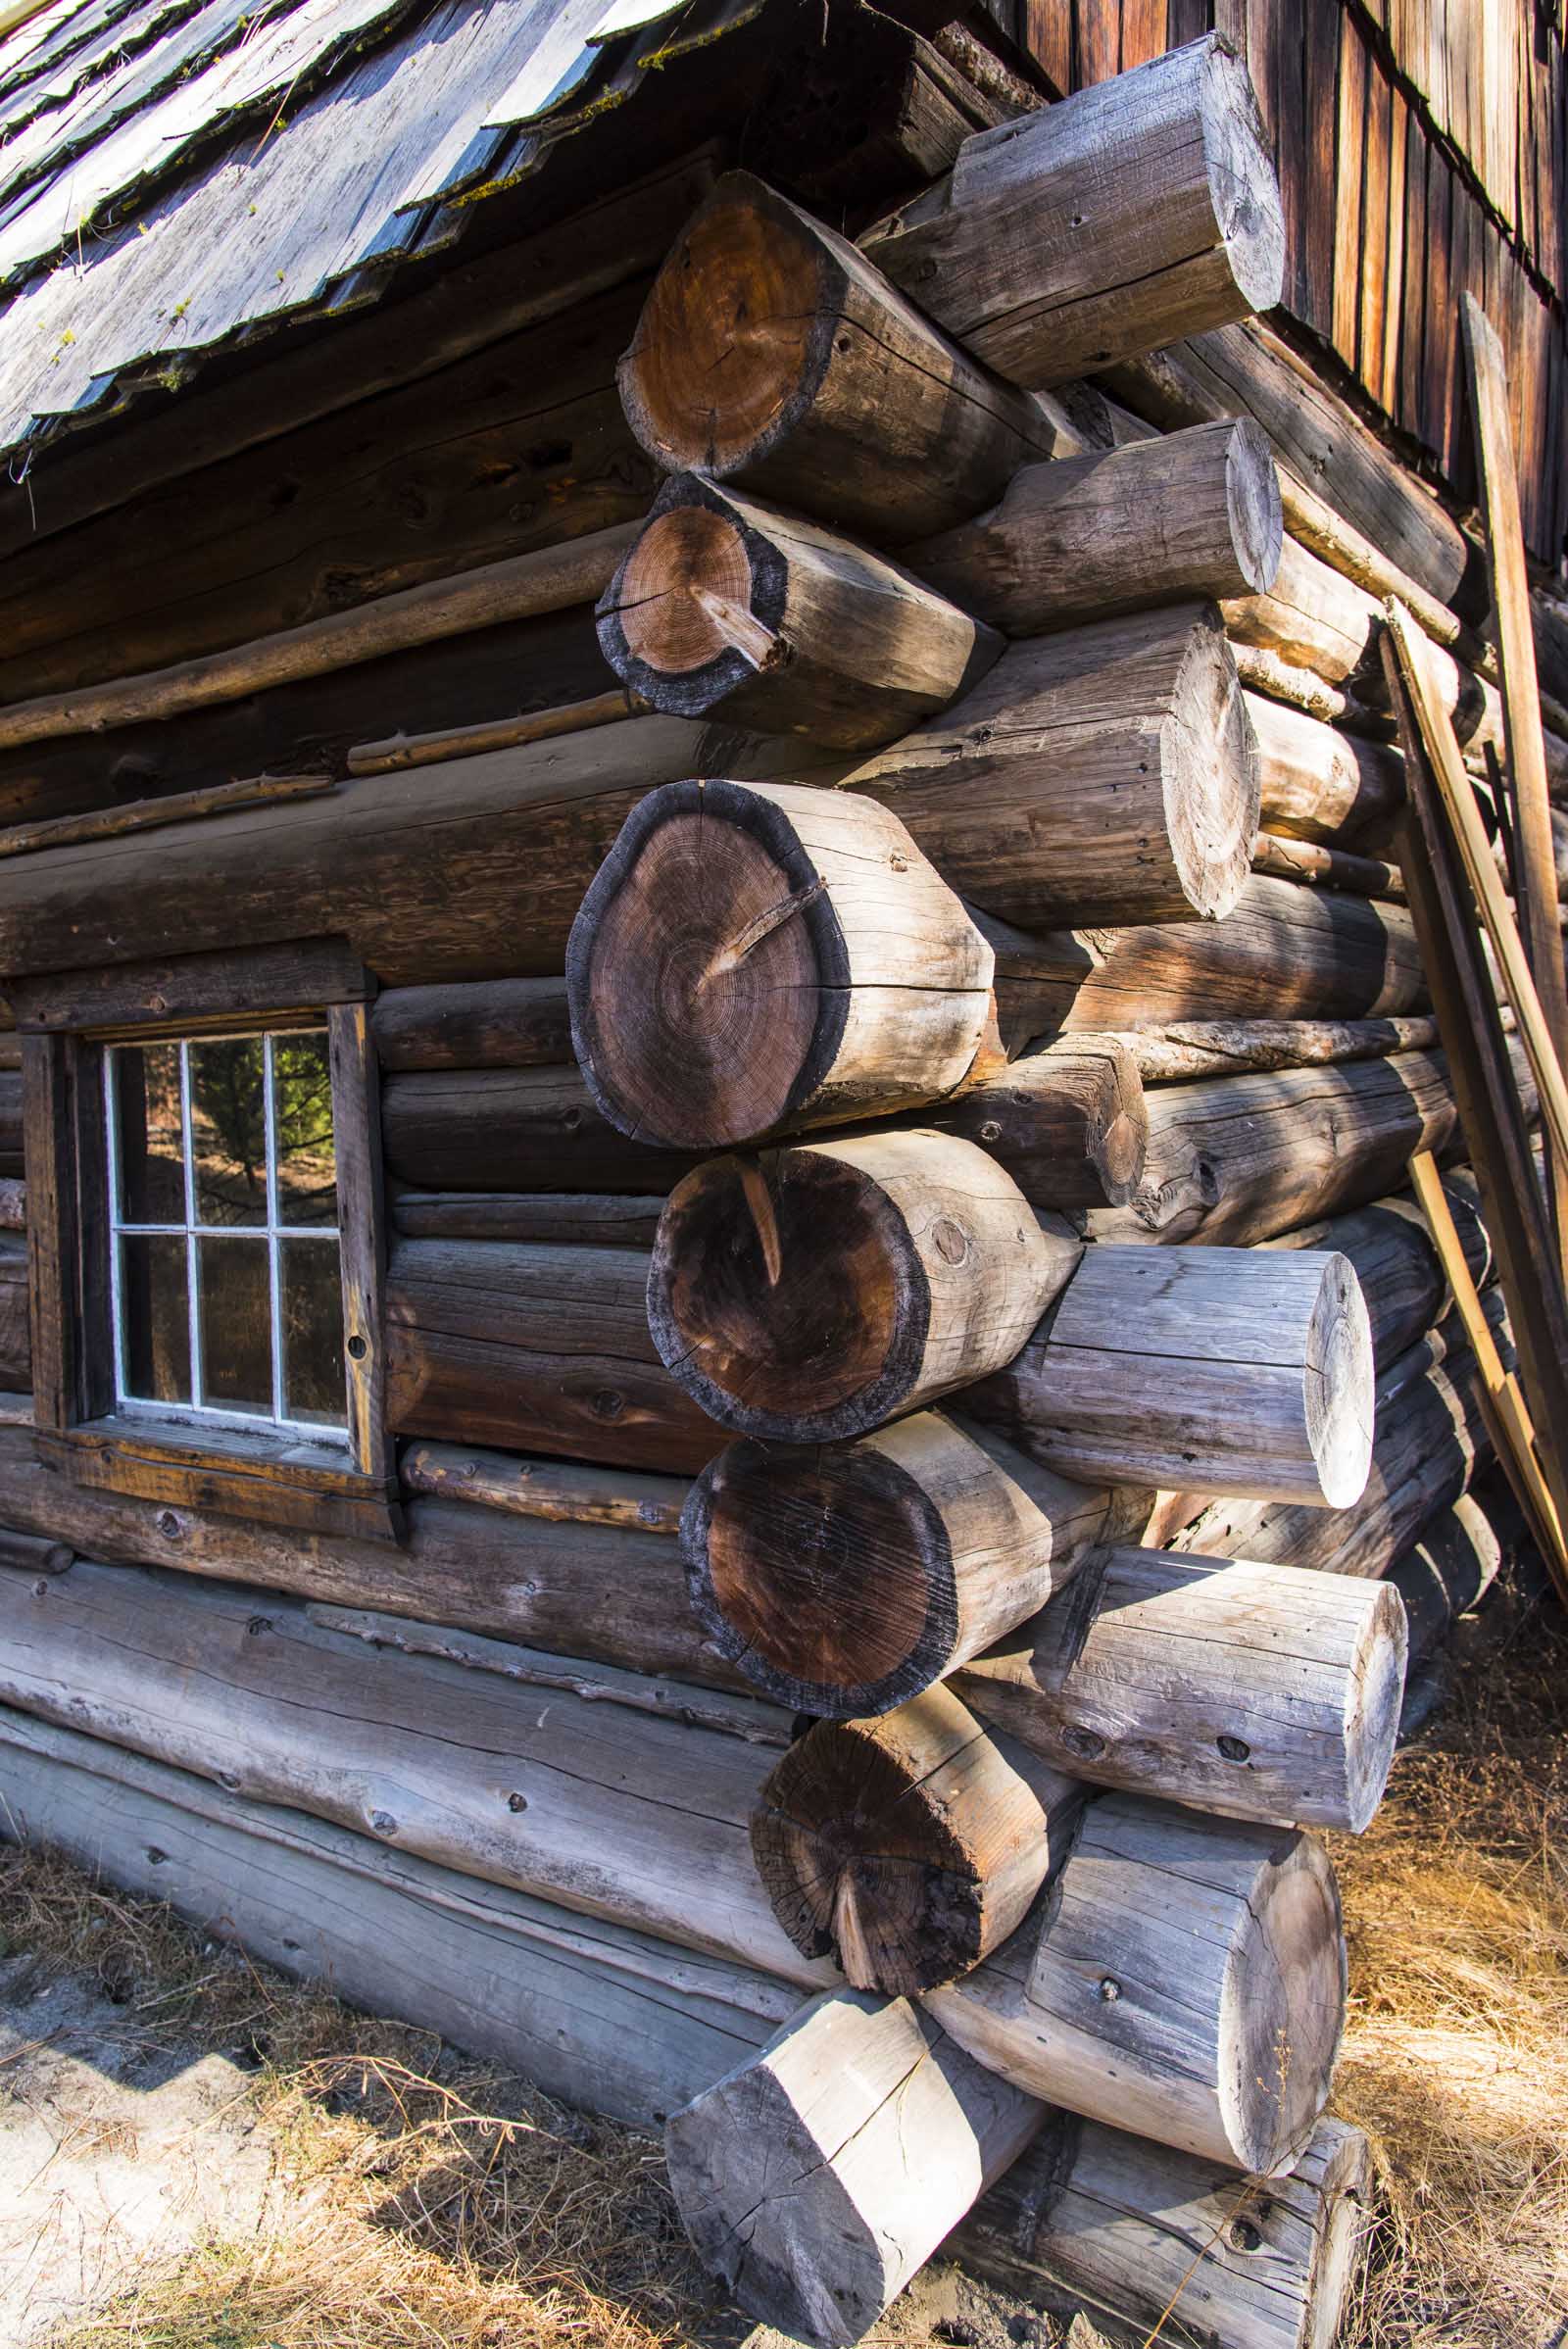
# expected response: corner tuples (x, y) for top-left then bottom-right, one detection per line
(1000, 0), (1567, 568)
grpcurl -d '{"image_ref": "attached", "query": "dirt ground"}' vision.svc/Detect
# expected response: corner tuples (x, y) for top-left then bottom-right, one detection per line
(0, 1542), (1563, 2349)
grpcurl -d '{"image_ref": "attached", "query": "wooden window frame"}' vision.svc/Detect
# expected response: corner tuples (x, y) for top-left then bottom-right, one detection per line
(14, 940), (400, 1542)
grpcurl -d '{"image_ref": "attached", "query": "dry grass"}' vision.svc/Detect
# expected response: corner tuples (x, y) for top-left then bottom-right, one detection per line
(2, 1553), (1564, 2349)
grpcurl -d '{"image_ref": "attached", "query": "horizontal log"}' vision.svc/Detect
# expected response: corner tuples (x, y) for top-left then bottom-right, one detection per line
(648, 1133), (1080, 1444)
(1251, 830), (1403, 899)
(955, 1545), (1406, 1832)
(0, 1701), (795, 2134)
(899, 1035), (1148, 1209)
(596, 475), (1002, 747)
(666, 1990), (1045, 2348)
(841, 603), (1259, 928)
(957, 2111), (1372, 2349)
(752, 1688), (1081, 1992)
(864, 37), (1284, 390)
(0, 1236), (29, 1393)
(681, 1411), (1140, 1715)
(1387, 1493), (1503, 1670)
(0, 1067), (20, 1175)
(382, 1067), (695, 1195)
(904, 420), (1282, 632)
(371, 978), (572, 1071)
(567, 780), (994, 1150)
(618, 171), (1064, 544)
(390, 1192), (666, 1248)
(1247, 690), (1404, 848)
(1268, 1171), (1493, 1371)
(1112, 1013), (1439, 1083)
(927, 1792), (1345, 2174)
(398, 1440), (687, 1536)
(1087, 1047), (1460, 1246)
(971, 1243), (1374, 1507)
(384, 1238), (723, 1473)
(347, 688), (643, 777)
(0, 1558), (817, 1984)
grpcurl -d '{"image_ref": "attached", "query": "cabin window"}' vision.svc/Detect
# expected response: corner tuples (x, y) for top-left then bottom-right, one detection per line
(105, 1029), (348, 1441)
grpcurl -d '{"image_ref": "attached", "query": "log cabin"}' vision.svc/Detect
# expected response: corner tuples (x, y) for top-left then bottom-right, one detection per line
(0, 0), (1560, 2341)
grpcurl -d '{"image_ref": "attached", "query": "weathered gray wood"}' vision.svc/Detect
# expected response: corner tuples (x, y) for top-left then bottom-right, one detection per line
(399, 1440), (687, 1537)
(597, 475), (1002, 748)
(955, 1546), (1406, 1833)
(928, 1794), (1346, 2175)
(371, 978), (572, 1071)
(649, 1134), (1080, 1444)
(568, 781), (994, 1150)
(0, 1702), (794, 2132)
(1113, 1012), (1440, 1083)
(382, 1066), (696, 1195)
(956, 2111), (1373, 2349)
(971, 1245), (1374, 1507)
(0, 1558), (823, 1985)
(905, 421), (1282, 632)
(681, 1410), (1141, 1716)
(1268, 1171), (1493, 1370)
(864, 37), (1284, 391)
(1248, 691), (1404, 848)
(1251, 829), (1403, 901)
(666, 1989), (1045, 2348)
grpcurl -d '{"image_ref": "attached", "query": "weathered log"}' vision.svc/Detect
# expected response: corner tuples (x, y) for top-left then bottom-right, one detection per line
(371, 978), (572, 1071)
(0, 1559), (819, 1983)
(842, 604), (1259, 927)
(567, 781), (993, 1150)
(399, 1440), (687, 1536)
(681, 1411), (1138, 1716)
(1112, 1012), (1439, 1083)
(348, 689), (643, 777)
(1087, 1047), (1459, 1246)
(752, 1688), (1080, 1993)
(904, 1036), (1148, 1209)
(971, 1244), (1374, 1507)
(596, 475), (1002, 748)
(1387, 1493), (1503, 1670)
(968, 906), (1101, 1056)
(0, 1176), (23, 1234)
(1251, 831), (1403, 900)
(384, 1239), (722, 1473)
(648, 1134), (1079, 1443)
(957, 2111), (1373, 2349)
(864, 37), (1284, 390)
(955, 1546), (1406, 1833)
(1247, 691), (1404, 847)
(905, 420), (1282, 632)
(0, 1067), (20, 1176)
(1269, 1172), (1493, 1370)
(382, 1066), (694, 1195)
(928, 1794), (1346, 2174)
(0, 1235), (29, 1393)
(390, 1192), (666, 1248)
(666, 1989), (1045, 2348)
(617, 172), (1065, 545)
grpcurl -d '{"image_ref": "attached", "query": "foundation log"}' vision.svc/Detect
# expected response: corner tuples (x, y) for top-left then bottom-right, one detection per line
(680, 1410), (1139, 1715)
(567, 781), (994, 1150)
(596, 475), (1002, 748)
(970, 1244), (1375, 1507)
(648, 1133), (1080, 1443)
(752, 1688), (1081, 1993)
(864, 37), (1285, 391)
(955, 1546), (1406, 1833)
(905, 421), (1282, 633)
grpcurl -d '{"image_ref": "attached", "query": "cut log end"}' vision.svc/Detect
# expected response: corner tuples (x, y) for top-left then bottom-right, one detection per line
(598, 499), (778, 711)
(1305, 1250), (1377, 1507)
(1164, 606), (1261, 921)
(1200, 35), (1289, 318)
(1342, 1579), (1409, 1833)
(1226, 416), (1285, 596)
(1218, 1827), (1347, 2174)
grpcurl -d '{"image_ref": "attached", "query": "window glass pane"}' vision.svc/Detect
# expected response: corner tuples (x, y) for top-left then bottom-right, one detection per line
(197, 1236), (272, 1414)
(281, 1239), (346, 1426)
(113, 1045), (185, 1225)
(120, 1236), (192, 1403)
(272, 1032), (337, 1228)
(188, 1038), (268, 1227)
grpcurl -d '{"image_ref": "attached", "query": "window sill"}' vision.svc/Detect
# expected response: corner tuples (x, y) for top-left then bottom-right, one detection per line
(35, 1414), (404, 1542)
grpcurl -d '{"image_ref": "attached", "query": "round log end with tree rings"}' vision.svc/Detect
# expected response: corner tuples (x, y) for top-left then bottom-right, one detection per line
(566, 779), (994, 1150)
(752, 1689), (1075, 1995)
(1160, 602), (1261, 922)
(648, 1132), (1079, 1443)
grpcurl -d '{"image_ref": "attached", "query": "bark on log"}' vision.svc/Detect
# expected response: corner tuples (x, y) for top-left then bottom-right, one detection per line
(617, 172), (1064, 545)
(864, 37), (1284, 390)
(1086, 1048), (1459, 1246)
(0, 1558), (820, 1984)
(902, 1037), (1148, 1210)
(371, 978), (572, 1071)
(1112, 1013), (1439, 1083)
(842, 604), (1259, 928)
(954, 1546), (1406, 1833)
(567, 780), (993, 1150)
(970, 1244), (1374, 1507)
(596, 475), (1002, 748)
(680, 1410), (1138, 1715)
(648, 1134), (1080, 1443)
(752, 1688), (1080, 1993)
(665, 1989), (1045, 2348)
(1248, 692), (1404, 848)
(927, 1793), (1346, 2174)
(390, 1192), (666, 1248)
(905, 421), (1282, 633)
(384, 1239), (723, 1473)
(382, 1066), (695, 1195)
(957, 2111), (1372, 2349)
